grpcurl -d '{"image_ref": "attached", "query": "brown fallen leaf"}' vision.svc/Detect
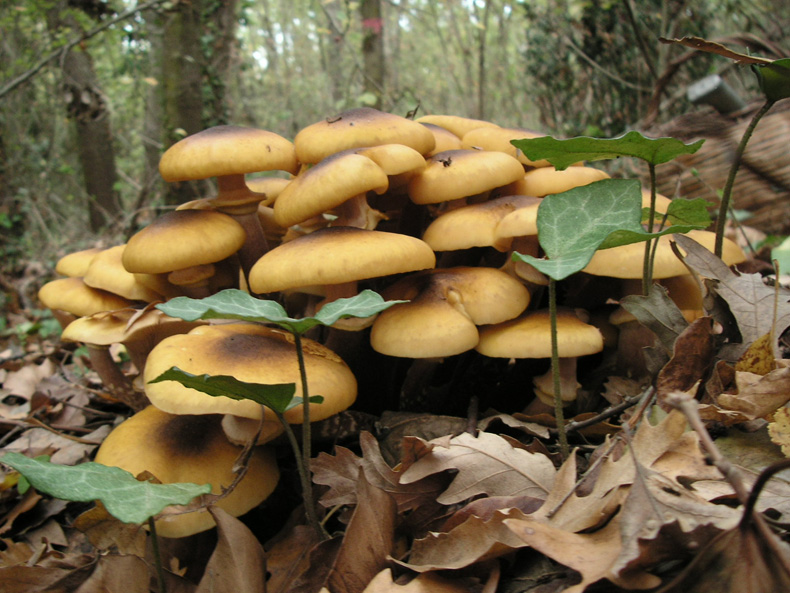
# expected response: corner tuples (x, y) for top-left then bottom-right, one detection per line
(74, 554), (150, 593)
(656, 316), (716, 408)
(361, 568), (473, 593)
(265, 525), (330, 593)
(326, 470), (398, 593)
(312, 431), (446, 514)
(735, 333), (776, 375)
(72, 504), (148, 557)
(399, 431), (557, 505)
(195, 506), (267, 593)
(504, 513), (659, 593)
(659, 36), (775, 65)
(655, 519), (790, 592)
(398, 506), (531, 572)
(673, 234), (790, 360)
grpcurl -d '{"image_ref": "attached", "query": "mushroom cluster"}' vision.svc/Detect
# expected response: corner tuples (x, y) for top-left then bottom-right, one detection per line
(41, 107), (748, 536)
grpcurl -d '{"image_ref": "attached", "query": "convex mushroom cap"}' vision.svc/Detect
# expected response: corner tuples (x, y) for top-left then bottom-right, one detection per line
(371, 267), (530, 358)
(504, 165), (609, 197)
(159, 125), (298, 184)
(476, 309), (604, 404)
(84, 246), (162, 302)
(408, 149), (525, 206)
(295, 107), (435, 164)
(144, 323), (357, 424)
(462, 126), (550, 168)
(248, 227), (436, 296)
(94, 406), (279, 538)
(123, 210), (246, 274)
(583, 229), (746, 279)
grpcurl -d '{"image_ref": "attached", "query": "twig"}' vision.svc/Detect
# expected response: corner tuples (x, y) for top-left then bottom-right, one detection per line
(666, 390), (790, 573)
(565, 387), (653, 434)
(0, 0), (169, 99)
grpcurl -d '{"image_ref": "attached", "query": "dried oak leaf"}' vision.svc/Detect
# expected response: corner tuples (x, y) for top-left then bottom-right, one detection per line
(398, 431), (557, 505)
(325, 470), (398, 593)
(656, 316), (716, 407)
(360, 568), (473, 593)
(673, 234), (790, 360)
(194, 507), (267, 593)
(700, 361), (790, 424)
(397, 505), (536, 572)
(311, 431), (446, 513)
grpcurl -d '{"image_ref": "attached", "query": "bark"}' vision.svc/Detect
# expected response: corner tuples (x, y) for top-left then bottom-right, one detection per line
(46, 4), (121, 232)
(360, 0), (386, 109)
(160, 0), (240, 206)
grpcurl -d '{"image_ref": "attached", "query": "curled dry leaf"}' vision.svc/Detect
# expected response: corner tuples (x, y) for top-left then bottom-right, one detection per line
(399, 431), (557, 505)
(768, 407), (790, 457)
(361, 568), (472, 593)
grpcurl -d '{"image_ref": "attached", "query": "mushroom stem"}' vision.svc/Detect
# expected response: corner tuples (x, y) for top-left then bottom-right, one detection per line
(331, 194), (386, 230)
(215, 174), (270, 283)
(86, 344), (148, 411)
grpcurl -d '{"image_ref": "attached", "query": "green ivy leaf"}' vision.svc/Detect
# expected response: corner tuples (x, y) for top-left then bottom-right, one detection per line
(513, 179), (709, 280)
(156, 289), (405, 335)
(149, 367), (322, 414)
(511, 131), (704, 170)
(753, 57), (790, 102)
(0, 452), (211, 524)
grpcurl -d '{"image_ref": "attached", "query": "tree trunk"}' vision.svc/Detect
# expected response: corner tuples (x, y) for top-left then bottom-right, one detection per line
(159, 0), (240, 206)
(360, 0), (386, 109)
(46, 4), (121, 232)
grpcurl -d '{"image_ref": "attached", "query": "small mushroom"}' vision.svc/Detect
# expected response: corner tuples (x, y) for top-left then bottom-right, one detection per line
(94, 406), (279, 538)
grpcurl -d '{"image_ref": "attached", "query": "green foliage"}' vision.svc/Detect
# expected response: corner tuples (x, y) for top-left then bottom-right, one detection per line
(149, 368), (321, 413)
(512, 132), (705, 170)
(156, 289), (405, 335)
(0, 452), (211, 524)
(754, 57), (790, 101)
(512, 179), (710, 281)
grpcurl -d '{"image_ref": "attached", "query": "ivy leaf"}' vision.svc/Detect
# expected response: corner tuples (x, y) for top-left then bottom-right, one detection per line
(513, 179), (708, 281)
(0, 452), (210, 524)
(753, 58), (790, 102)
(511, 131), (704, 170)
(156, 289), (404, 335)
(148, 367), (321, 414)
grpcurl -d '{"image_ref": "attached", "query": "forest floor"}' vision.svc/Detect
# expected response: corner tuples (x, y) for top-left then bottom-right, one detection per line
(2, 235), (790, 593)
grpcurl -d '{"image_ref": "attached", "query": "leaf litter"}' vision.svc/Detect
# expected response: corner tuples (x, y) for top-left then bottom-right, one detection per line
(4, 233), (790, 592)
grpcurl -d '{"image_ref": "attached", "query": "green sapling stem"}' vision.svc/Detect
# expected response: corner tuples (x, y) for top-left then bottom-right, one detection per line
(548, 279), (570, 459)
(714, 99), (775, 257)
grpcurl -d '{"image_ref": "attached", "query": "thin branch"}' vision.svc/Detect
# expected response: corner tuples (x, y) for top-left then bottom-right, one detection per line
(562, 35), (652, 93)
(0, 0), (169, 99)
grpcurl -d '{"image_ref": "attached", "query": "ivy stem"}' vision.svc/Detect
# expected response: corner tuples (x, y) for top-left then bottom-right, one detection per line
(641, 163), (657, 296)
(548, 278), (570, 459)
(292, 332), (328, 540)
(714, 99), (775, 257)
(148, 517), (167, 593)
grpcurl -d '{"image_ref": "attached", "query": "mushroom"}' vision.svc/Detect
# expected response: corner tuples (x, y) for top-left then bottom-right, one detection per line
(122, 210), (247, 298)
(143, 323), (358, 427)
(158, 125), (299, 279)
(476, 309), (604, 408)
(407, 149), (526, 208)
(83, 245), (163, 303)
(94, 406), (280, 538)
(499, 165), (610, 198)
(54, 247), (102, 278)
(414, 114), (499, 139)
(370, 266), (530, 358)
(294, 107), (435, 164)
(462, 125), (551, 168)
(38, 277), (133, 329)
(248, 227), (436, 328)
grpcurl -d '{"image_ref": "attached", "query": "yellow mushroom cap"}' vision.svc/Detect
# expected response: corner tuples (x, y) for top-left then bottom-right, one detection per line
(583, 229), (746, 279)
(38, 277), (133, 318)
(476, 309), (603, 359)
(295, 108), (435, 164)
(462, 126), (550, 168)
(414, 114), (499, 139)
(123, 210), (247, 275)
(143, 323), (357, 424)
(83, 246), (162, 302)
(512, 166), (610, 197)
(248, 227), (436, 294)
(272, 151), (389, 228)
(55, 247), (102, 277)
(371, 267), (530, 358)
(422, 195), (541, 251)
(94, 406), (279, 538)
(159, 125), (298, 182)
(408, 149), (526, 205)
